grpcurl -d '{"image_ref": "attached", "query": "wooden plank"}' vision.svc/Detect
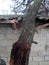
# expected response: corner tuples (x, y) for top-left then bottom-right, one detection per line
(0, 19), (18, 23)
(37, 23), (49, 29)
(0, 20), (18, 29)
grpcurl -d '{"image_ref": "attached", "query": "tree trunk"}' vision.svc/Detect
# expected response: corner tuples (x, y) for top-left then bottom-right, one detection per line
(18, 0), (43, 45)
(9, 0), (43, 65)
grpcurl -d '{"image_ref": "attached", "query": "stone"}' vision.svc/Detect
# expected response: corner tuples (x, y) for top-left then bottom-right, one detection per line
(45, 56), (49, 61)
(33, 56), (44, 61)
(29, 61), (38, 65)
(0, 59), (6, 65)
(39, 51), (49, 56)
(40, 62), (49, 65)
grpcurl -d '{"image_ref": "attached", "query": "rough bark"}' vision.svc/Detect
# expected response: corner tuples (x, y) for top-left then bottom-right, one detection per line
(18, 0), (43, 45)
(9, 0), (43, 65)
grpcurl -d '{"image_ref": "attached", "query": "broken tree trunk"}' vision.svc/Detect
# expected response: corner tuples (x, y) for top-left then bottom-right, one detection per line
(9, 0), (43, 65)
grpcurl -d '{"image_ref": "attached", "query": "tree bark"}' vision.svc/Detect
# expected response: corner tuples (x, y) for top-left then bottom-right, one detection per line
(18, 0), (43, 45)
(9, 0), (43, 65)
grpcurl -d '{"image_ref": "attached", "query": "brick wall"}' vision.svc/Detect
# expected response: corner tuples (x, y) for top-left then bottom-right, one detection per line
(29, 28), (49, 65)
(0, 27), (21, 65)
(0, 27), (49, 65)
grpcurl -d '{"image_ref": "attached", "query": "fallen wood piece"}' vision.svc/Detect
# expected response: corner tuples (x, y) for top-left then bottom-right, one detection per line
(0, 19), (19, 29)
(11, 19), (19, 29)
(37, 23), (49, 29)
